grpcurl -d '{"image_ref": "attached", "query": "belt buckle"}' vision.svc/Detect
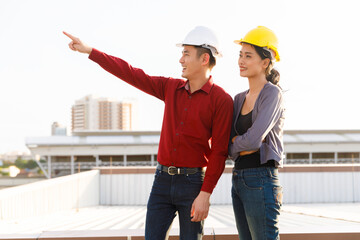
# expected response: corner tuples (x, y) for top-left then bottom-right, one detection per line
(167, 166), (178, 175)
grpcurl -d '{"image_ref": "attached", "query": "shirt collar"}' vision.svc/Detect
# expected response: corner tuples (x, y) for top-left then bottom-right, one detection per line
(177, 76), (214, 94)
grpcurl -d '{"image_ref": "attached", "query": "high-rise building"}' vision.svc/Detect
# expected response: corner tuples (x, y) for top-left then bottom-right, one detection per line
(71, 95), (134, 131)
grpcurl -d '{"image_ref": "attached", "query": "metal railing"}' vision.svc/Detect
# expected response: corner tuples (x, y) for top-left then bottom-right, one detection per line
(284, 158), (360, 164)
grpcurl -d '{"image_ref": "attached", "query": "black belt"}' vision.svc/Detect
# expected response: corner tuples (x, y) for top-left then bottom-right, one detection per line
(157, 164), (203, 175)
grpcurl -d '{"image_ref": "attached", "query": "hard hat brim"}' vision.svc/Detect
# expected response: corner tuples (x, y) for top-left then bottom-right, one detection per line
(176, 43), (223, 58)
(234, 40), (242, 45)
(233, 39), (280, 62)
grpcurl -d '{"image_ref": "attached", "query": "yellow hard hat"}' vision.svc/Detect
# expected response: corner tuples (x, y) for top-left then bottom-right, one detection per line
(234, 26), (280, 62)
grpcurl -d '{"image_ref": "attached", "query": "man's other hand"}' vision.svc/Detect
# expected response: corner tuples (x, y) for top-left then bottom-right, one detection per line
(191, 191), (211, 222)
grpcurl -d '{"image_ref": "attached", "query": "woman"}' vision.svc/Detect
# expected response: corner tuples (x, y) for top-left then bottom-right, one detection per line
(229, 26), (285, 240)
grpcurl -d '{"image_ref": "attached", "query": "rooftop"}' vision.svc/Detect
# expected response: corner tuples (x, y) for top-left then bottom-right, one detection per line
(1, 204), (360, 238)
(1, 165), (359, 239)
(25, 129), (360, 147)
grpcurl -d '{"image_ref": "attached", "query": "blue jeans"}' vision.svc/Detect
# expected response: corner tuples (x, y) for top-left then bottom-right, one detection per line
(232, 167), (283, 240)
(145, 169), (204, 240)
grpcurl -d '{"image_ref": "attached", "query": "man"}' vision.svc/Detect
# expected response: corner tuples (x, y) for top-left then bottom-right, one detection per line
(64, 26), (233, 240)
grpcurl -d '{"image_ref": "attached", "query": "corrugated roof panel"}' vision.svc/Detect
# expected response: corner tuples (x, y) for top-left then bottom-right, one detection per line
(26, 136), (80, 145)
(295, 134), (347, 142)
(139, 135), (160, 144)
(283, 134), (298, 142)
(86, 136), (135, 144)
(26, 131), (360, 147)
(26, 135), (161, 146)
(343, 134), (360, 141)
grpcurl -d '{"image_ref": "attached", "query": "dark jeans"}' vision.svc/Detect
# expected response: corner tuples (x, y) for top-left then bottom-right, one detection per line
(145, 169), (204, 240)
(232, 167), (283, 240)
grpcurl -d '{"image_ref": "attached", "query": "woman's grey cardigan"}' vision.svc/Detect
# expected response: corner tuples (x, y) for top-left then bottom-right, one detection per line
(229, 82), (285, 166)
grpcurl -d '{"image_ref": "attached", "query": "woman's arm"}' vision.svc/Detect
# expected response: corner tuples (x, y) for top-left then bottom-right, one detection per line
(230, 86), (283, 156)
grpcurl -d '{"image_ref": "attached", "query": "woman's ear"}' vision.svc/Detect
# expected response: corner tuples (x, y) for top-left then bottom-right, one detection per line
(262, 58), (271, 70)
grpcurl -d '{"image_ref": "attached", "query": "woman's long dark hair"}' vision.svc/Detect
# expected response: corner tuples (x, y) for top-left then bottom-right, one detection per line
(252, 45), (280, 86)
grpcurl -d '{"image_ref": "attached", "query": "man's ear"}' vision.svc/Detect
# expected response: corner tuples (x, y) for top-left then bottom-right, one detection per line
(201, 53), (210, 66)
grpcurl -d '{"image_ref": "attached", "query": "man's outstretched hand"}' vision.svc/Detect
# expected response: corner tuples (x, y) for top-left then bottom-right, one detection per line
(63, 31), (92, 54)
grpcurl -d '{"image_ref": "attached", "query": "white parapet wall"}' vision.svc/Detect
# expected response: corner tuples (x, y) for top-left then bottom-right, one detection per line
(1, 165), (359, 221)
(0, 170), (100, 220)
(280, 170), (360, 203)
(98, 167), (235, 205)
(98, 165), (360, 205)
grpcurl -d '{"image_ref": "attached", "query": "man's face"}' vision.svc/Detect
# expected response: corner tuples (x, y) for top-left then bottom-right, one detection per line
(179, 45), (203, 80)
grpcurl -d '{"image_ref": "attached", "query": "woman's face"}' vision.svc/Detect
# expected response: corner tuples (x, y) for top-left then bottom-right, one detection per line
(238, 43), (268, 78)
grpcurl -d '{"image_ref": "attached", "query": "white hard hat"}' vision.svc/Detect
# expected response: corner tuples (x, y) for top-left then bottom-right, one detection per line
(176, 26), (222, 58)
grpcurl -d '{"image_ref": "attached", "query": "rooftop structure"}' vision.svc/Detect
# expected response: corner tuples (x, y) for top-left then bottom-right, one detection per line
(25, 129), (360, 178)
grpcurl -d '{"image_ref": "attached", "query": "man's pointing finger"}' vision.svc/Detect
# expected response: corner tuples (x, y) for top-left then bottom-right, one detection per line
(63, 31), (77, 41)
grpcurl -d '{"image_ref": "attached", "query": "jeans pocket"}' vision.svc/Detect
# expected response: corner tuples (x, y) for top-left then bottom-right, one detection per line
(185, 172), (204, 185)
(267, 167), (279, 177)
(273, 186), (283, 206)
(242, 176), (263, 190)
(154, 169), (162, 180)
(266, 168), (281, 186)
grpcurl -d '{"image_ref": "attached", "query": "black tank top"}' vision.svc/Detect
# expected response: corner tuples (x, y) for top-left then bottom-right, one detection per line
(235, 111), (275, 169)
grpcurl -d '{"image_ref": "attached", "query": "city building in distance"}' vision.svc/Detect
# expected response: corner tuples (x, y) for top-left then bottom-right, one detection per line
(51, 122), (68, 136)
(72, 95), (135, 132)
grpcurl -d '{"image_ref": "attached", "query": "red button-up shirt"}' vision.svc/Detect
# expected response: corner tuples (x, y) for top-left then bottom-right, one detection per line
(89, 49), (233, 193)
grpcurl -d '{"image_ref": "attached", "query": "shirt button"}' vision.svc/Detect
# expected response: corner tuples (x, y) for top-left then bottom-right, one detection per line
(174, 148), (176, 151)
(189, 96), (192, 99)
(180, 122), (184, 125)
(176, 133), (179, 136)
(184, 108), (187, 111)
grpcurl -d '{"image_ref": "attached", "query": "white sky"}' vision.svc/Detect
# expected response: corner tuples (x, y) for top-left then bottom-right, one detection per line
(1, 0), (360, 154)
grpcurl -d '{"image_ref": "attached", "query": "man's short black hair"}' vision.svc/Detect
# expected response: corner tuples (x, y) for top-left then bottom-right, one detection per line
(194, 46), (216, 70)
